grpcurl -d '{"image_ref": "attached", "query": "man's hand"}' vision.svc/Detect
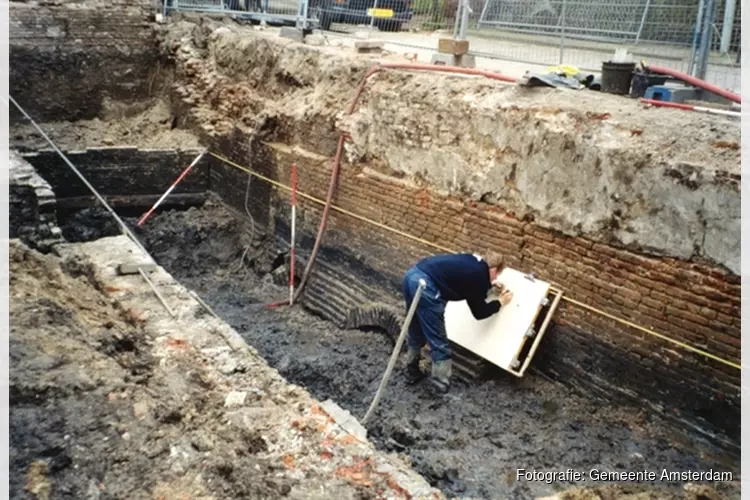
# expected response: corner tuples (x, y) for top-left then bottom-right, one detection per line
(499, 290), (513, 306)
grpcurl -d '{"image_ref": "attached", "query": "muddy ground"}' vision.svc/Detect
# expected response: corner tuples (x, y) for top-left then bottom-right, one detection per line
(51, 199), (740, 500)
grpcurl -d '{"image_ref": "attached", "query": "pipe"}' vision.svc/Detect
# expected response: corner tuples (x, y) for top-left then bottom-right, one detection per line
(289, 163), (298, 305)
(644, 63), (741, 104)
(362, 279), (426, 425)
(138, 151), (206, 226)
(265, 63), (517, 309)
(640, 97), (741, 118)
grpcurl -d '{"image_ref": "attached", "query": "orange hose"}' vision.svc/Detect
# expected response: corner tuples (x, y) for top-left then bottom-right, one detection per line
(265, 63), (517, 308)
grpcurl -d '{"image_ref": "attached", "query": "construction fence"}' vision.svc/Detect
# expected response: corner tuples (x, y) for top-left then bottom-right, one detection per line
(165, 0), (741, 94)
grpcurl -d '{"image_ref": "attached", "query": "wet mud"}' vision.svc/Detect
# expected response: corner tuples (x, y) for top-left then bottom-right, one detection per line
(61, 201), (740, 500)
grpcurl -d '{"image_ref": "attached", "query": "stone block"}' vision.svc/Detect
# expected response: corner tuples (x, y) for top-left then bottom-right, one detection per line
(355, 40), (384, 53)
(430, 52), (475, 68)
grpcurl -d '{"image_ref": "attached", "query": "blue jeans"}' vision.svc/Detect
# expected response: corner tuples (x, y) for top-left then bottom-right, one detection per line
(402, 266), (451, 362)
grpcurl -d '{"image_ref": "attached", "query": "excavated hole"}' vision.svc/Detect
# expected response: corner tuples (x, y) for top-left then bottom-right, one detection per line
(55, 198), (738, 500)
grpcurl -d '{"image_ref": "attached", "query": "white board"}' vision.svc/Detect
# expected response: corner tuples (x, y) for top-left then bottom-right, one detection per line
(444, 268), (550, 372)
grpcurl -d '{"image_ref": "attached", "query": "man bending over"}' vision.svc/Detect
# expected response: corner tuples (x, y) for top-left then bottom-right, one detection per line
(402, 251), (512, 394)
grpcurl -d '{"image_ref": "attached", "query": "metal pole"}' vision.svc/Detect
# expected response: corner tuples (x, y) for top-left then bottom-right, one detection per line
(688, 0), (705, 75)
(302, 0), (310, 29)
(695, 0), (716, 81)
(719, 0), (736, 53)
(634, 0), (651, 45)
(558, 0), (566, 65)
(476, 0), (491, 31)
(362, 279), (426, 425)
(139, 268), (176, 317)
(370, 0), (379, 29)
(289, 164), (298, 306)
(137, 151), (206, 227)
(453, 0), (463, 38)
(458, 0), (471, 40)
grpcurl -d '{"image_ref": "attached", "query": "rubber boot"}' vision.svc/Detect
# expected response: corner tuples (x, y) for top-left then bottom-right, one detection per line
(404, 347), (426, 385)
(429, 359), (452, 395)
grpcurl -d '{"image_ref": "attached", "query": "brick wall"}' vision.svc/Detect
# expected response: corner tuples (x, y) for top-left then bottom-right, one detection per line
(208, 141), (740, 450)
(9, 0), (159, 122)
(10, 152), (65, 252)
(22, 147), (208, 202)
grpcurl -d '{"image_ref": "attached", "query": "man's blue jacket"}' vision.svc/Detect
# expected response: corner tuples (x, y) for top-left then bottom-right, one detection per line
(415, 253), (500, 320)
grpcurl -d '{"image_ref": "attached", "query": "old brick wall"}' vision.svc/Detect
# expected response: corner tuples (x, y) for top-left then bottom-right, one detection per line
(209, 142), (740, 450)
(9, 0), (159, 122)
(10, 151), (65, 252)
(22, 148), (208, 203)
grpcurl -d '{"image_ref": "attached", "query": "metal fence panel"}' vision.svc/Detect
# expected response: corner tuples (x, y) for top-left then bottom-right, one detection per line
(165, 0), (740, 93)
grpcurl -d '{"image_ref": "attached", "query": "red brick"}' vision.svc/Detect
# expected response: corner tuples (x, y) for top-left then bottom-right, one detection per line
(591, 243), (618, 258)
(665, 305), (710, 327)
(709, 332), (741, 348)
(632, 312), (673, 335)
(691, 284), (740, 305)
(715, 312), (735, 326)
(706, 339), (740, 359)
(569, 236), (594, 250)
(640, 296), (665, 312)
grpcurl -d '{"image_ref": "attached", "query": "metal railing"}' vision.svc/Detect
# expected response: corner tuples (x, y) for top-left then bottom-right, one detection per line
(165, 0), (740, 94)
(163, 0), (314, 29)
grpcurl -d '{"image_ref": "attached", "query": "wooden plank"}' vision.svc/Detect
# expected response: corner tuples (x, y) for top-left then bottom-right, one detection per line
(444, 268), (550, 373)
(438, 38), (469, 55)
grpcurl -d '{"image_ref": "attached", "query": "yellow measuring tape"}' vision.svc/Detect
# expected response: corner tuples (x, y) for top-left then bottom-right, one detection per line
(209, 151), (741, 371)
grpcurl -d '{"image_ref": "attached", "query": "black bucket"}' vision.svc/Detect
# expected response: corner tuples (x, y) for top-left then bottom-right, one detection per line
(601, 61), (636, 95)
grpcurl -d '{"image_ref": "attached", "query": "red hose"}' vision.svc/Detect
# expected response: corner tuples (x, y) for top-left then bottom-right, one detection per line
(645, 64), (741, 104)
(640, 98), (741, 118)
(640, 99), (697, 112)
(265, 64), (517, 308)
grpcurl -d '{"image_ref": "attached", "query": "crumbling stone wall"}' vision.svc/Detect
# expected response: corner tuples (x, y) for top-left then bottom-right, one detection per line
(9, 0), (160, 122)
(10, 151), (65, 252)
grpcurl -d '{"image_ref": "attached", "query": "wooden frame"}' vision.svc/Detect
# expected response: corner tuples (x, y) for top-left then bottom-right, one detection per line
(443, 268), (564, 377)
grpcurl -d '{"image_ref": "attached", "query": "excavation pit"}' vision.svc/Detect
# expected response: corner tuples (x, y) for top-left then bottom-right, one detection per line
(10, 6), (741, 497)
(31, 191), (736, 500)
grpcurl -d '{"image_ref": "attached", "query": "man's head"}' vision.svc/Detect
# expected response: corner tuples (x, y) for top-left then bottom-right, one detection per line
(485, 251), (505, 282)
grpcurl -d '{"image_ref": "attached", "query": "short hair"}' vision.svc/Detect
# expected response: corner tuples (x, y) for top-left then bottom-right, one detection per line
(485, 251), (505, 271)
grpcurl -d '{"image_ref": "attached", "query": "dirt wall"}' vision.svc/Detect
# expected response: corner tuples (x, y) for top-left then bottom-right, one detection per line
(161, 19), (741, 275)
(9, 0), (161, 123)
(156, 19), (740, 447)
